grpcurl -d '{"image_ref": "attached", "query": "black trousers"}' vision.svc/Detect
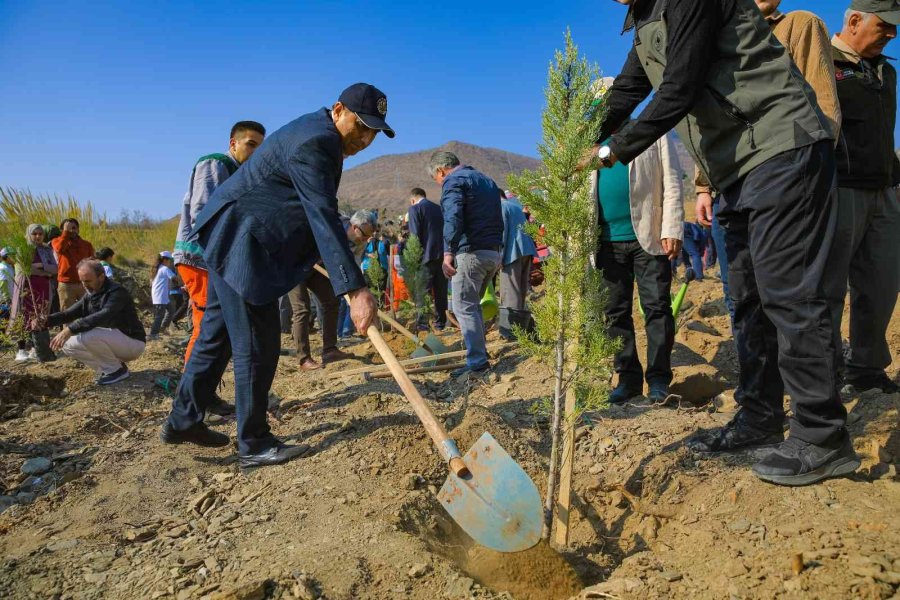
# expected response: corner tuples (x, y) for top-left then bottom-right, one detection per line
(424, 258), (448, 327)
(718, 140), (846, 445)
(169, 269), (279, 455)
(598, 240), (674, 389)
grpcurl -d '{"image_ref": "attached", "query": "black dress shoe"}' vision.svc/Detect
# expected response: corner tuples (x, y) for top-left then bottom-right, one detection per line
(160, 421), (230, 447)
(207, 396), (236, 416)
(686, 411), (783, 453)
(609, 383), (641, 405)
(239, 442), (309, 469)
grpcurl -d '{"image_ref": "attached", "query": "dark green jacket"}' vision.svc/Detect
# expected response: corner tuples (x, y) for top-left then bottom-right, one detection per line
(602, 0), (832, 191)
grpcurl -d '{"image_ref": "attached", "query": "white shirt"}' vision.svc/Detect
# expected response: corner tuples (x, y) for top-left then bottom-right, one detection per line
(151, 266), (175, 305)
(0, 262), (15, 303)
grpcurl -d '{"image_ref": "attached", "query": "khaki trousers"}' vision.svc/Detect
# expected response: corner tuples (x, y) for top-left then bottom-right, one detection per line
(62, 327), (145, 375)
(58, 282), (86, 310)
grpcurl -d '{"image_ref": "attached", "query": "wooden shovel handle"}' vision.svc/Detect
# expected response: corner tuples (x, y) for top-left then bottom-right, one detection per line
(365, 326), (468, 477)
(312, 264), (468, 477)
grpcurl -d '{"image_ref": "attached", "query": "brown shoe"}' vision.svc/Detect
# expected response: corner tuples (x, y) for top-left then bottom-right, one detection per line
(322, 349), (354, 364)
(299, 358), (321, 371)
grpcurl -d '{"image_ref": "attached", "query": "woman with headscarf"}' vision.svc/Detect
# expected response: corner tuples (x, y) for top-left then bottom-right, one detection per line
(9, 224), (58, 362)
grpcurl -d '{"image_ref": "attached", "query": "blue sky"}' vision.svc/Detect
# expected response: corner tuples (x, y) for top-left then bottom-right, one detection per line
(0, 1), (875, 218)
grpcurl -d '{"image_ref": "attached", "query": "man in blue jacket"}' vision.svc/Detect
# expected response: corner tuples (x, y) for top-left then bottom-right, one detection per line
(161, 83), (390, 468)
(407, 187), (447, 330)
(429, 151), (503, 376)
(498, 192), (537, 340)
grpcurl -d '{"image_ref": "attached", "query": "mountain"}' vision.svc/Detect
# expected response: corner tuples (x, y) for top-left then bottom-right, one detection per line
(338, 141), (542, 218)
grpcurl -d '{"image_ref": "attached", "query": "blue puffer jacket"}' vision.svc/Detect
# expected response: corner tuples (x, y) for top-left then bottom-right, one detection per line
(440, 166), (503, 255)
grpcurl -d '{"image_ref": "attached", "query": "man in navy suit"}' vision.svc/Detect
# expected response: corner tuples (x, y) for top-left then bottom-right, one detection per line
(407, 187), (447, 330)
(161, 83), (393, 468)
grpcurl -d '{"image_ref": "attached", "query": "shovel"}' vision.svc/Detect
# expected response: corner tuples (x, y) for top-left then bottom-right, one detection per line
(367, 323), (542, 553)
(321, 268), (543, 553)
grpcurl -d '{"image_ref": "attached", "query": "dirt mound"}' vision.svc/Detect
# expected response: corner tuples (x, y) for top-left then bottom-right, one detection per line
(0, 370), (65, 420)
(0, 276), (897, 599)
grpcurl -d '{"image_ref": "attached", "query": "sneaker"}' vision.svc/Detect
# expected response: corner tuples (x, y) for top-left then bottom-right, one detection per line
(686, 411), (784, 453)
(97, 365), (130, 385)
(843, 372), (899, 395)
(14, 349), (33, 362)
(609, 383), (641, 405)
(451, 363), (490, 378)
(752, 435), (860, 486)
(27, 348), (37, 360)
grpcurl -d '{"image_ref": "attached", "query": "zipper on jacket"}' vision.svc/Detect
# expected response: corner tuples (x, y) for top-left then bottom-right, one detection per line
(707, 87), (757, 150)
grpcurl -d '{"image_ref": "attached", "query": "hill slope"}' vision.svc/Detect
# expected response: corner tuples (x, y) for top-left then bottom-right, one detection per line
(339, 141), (542, 217)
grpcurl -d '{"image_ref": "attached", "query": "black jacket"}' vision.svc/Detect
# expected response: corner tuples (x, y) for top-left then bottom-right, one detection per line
(47, 279), (146, 342)
(407, 198), (444, 263)
(833, 51), (900, 189)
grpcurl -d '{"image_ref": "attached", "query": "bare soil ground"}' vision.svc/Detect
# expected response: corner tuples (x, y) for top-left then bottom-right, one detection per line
(0, 274), (897, 600)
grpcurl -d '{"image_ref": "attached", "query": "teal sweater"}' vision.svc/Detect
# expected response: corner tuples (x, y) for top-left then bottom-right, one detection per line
(597, 163), (636, 242)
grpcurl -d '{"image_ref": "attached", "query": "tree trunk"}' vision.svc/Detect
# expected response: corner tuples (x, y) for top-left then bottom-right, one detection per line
(542, 277), (567, 540)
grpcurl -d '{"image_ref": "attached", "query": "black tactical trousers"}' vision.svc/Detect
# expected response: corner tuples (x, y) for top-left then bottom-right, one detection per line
(717, 140), (846, 446)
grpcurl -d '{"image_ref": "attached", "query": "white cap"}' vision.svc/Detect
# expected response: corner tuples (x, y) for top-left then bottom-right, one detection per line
(159, 251), (173, 259)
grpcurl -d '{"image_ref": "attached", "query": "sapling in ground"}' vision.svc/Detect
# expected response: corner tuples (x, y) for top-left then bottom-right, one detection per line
(509, 31), (619, 542)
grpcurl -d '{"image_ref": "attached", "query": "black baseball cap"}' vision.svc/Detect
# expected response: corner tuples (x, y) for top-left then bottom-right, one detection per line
(851, 0), (900, 25)
(338, 83), (395, 138)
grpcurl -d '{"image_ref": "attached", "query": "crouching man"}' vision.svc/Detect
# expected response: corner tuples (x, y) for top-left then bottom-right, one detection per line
(44, 258), (146, 384)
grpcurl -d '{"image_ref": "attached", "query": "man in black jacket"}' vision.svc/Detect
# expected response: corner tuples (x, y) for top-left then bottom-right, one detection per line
(595, 0), (857, 486)
(45, 259), (146, 385)
(407, 187), (447, 330)
(826, 0), (900, 395)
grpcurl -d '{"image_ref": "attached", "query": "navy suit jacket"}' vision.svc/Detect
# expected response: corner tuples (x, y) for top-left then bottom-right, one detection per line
(407, 198), (444, 263)
(191, 108), (366, 305)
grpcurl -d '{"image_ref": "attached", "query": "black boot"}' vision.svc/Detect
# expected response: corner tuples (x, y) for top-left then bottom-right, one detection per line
(31, 330), (56, 362)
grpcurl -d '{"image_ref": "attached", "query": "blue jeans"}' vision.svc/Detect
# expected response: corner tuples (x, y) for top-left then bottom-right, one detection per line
(711, 197), (734, 329)
(451, 250), (501, 369)
(168, 269), (280, 455)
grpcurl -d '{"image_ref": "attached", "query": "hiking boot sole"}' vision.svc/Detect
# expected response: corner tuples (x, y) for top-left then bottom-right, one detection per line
(752, 455), (861, 487)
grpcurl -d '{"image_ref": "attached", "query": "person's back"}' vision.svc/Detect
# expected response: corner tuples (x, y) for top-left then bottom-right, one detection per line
(408, 197), (444, 264)
(501, 197), (537, 267)
(430, 152), (503, 374)
(441, 166), (503, 255)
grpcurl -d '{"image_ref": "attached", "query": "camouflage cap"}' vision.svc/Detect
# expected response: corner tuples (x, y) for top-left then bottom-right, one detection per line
(850, 0), (900, 25)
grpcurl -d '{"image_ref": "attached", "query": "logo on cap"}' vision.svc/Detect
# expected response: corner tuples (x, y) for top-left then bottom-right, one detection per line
(377, 97), (387, 116)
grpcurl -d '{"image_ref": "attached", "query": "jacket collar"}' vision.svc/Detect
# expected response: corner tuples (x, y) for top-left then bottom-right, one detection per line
(832, 34), (893, 65)
(768, 10), (785, 25)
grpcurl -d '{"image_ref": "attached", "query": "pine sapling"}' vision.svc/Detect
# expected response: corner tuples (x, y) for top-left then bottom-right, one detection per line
(509, 31), (619, 542)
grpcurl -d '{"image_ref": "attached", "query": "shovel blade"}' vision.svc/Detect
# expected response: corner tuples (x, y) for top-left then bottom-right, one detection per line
(437, 432), (542, 553)
(410, 346), (433, 361)
(423, 333), (451, 355)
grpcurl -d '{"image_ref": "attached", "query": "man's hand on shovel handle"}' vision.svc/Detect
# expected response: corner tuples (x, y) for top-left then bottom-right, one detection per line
(347, 287), (378, 334)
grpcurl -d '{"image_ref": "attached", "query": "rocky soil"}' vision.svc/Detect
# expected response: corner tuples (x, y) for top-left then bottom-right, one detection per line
(0, 274), (897, 600)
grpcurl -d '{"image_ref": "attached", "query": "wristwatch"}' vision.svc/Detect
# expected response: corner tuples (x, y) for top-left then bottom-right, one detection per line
(598, 145), (614, 168)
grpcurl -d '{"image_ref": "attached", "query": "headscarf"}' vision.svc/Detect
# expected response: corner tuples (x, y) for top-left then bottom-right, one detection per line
(26, 224), (56, 268)
(26, 223), (44, 247)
